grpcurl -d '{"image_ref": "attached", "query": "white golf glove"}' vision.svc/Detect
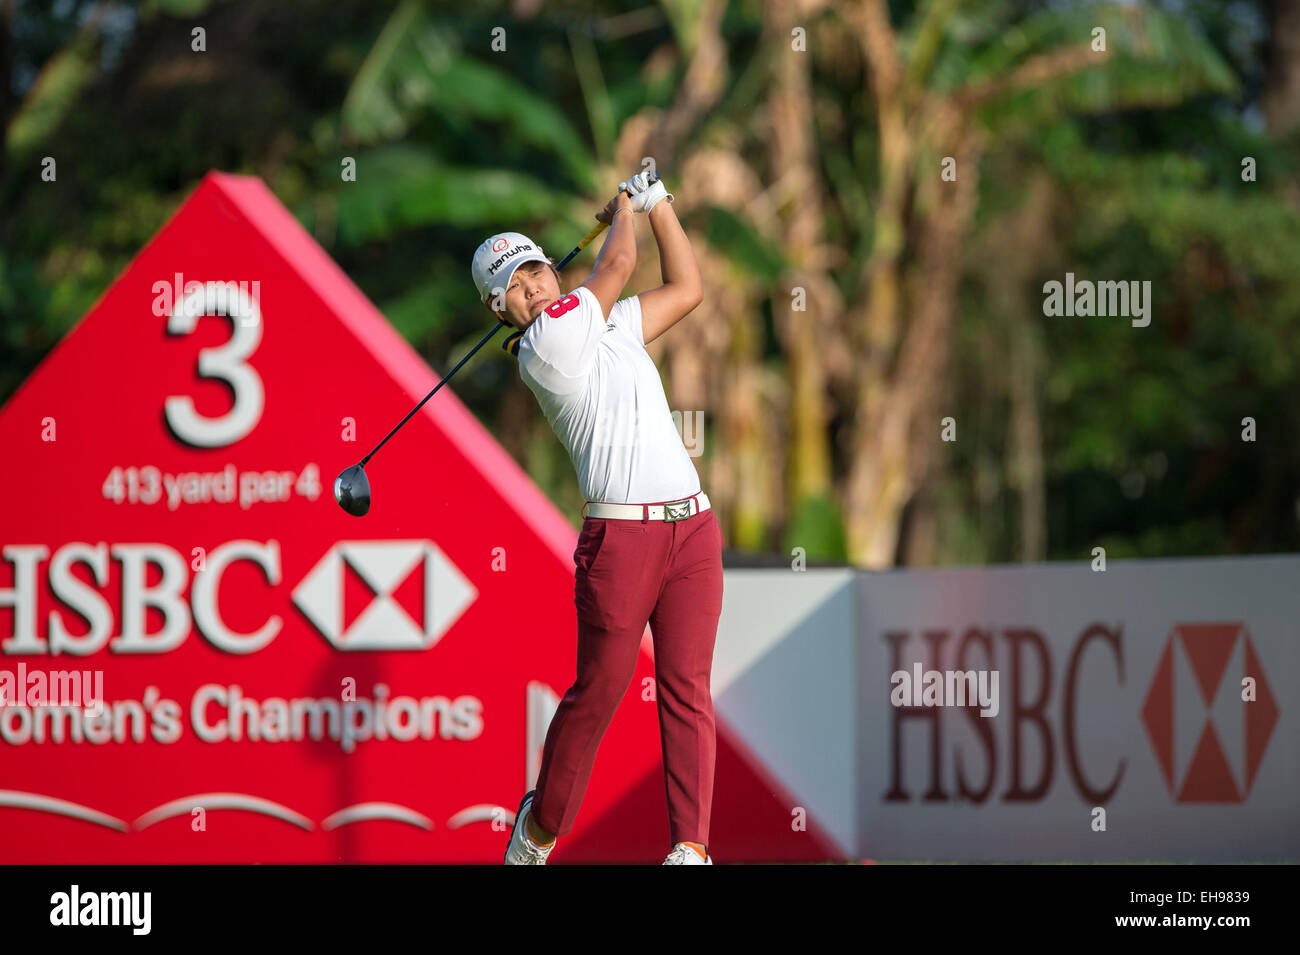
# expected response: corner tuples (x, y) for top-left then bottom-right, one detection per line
(618, 171), (674, 214)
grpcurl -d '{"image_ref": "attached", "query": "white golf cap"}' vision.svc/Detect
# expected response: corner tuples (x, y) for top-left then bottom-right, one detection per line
(471, 232), (550, 303)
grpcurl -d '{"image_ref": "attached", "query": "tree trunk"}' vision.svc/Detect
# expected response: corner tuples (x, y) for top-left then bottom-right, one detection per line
(654, 0), (728, 166)
(844, 129), (980, 567)
(0, 0), (14, 178)
(717, 259), (776, 551)
(1264, 0), (1300, 135)
(979, 175), (1053, 562)
(764, 0), (838, 547)
(1008, 323), (1046, 561)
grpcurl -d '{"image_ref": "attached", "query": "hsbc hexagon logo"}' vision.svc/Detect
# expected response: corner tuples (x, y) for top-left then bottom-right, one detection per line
(292, 540), (476, 651)
(1141, 623), (1279, 803)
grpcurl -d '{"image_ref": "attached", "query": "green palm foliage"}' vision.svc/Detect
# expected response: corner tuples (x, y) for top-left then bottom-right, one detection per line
(1, 0), (1297, 560)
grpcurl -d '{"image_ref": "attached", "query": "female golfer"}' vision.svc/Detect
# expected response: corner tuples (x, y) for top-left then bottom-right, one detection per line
(470, 171), (722, 865)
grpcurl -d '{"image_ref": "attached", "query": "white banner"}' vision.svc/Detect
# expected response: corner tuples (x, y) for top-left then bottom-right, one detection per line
(714, 557), (1300, 861)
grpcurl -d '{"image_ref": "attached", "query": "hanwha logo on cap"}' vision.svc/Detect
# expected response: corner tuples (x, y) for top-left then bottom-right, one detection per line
(492, 238), (509, 252)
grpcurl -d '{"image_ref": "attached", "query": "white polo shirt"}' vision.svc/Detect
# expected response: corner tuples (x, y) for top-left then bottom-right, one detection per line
(517, 285), (701, 505)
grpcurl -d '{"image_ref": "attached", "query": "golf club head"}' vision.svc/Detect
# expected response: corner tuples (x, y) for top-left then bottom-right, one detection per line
(333, 464), (371, 517)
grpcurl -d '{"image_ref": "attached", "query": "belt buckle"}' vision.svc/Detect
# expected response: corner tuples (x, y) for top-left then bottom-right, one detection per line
(663, 499), (692, 522)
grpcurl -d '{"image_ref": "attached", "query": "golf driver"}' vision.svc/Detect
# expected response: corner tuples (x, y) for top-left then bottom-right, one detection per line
(332, 181), (652, 516)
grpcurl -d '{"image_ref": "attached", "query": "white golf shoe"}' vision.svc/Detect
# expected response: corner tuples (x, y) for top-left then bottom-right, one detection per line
(662, 843), (713, 865)
(504, 790), (555, 865)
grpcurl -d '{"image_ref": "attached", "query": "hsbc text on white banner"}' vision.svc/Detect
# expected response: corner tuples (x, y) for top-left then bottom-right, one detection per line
(857, 556), (1297, 862)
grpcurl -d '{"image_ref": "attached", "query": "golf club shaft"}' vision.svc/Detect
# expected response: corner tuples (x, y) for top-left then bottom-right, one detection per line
(553, 220), (608, 272)
(357, 219), (612, 467)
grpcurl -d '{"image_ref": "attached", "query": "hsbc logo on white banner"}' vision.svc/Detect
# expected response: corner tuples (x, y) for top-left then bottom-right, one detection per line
(1140, 622), (1278, 803)
(882, 618), (1281, 806)
(292, 540), (477, 651)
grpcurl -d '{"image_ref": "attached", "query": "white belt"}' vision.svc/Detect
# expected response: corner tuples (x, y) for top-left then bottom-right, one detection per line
(583, 492), (710, 522)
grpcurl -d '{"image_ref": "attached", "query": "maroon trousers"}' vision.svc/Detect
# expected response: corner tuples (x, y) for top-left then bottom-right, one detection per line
(531, 506), (724, 847)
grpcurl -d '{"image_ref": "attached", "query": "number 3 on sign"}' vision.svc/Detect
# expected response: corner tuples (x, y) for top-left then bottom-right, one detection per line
(164, 282), (266, 448)
(544, 294), (580, 318)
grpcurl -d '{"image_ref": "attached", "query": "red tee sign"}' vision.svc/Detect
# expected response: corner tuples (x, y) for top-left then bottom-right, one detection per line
(0, 173), (840, 862)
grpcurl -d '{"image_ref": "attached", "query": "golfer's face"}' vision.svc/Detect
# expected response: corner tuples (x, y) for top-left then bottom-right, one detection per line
(502, 261), (560, 329)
